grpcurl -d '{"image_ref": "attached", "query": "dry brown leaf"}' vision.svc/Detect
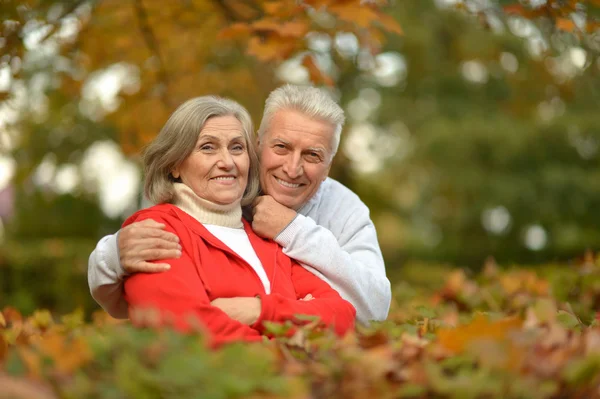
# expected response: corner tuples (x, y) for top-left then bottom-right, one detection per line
(252, 19), (282, 32)
(436, 314), (522, 354)
(217, 22), (251, 40)
(585, 329), (600, 355)
(329, 2), (379, 28)
(556, 18), (577, 32)
(38, 333), (92, 374)
(278, 21), (309, 38)
(0, 373), (56, 399)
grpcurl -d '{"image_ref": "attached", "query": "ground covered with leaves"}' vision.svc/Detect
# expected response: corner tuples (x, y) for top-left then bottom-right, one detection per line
(1, 255), (600, 399)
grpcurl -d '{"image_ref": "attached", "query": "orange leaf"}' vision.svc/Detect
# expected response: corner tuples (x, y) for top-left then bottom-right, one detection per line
(586, 20), (600, 33)
(251, 20), (308, 38)
(436, 314), (522, 354)
(556, 18), (576, 32)
(218, 22), (251, 40)
(38, 333), (92, 374)
(329, 3), (379, 28)
(247, 36), (281, 62)
(17, 347), (42, 377)
(252, 19), (281, 32)
(262, 1), (283, 15)
(278, 21), (309, 38)
(302, 54), (334, 86)
(261, 1), (303, 17)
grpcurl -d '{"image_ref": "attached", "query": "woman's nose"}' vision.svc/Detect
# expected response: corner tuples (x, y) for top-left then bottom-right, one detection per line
(216, 150), (234, 169)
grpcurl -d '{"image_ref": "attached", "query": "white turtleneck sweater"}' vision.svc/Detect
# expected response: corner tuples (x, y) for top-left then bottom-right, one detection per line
(171, 183), (270, 294)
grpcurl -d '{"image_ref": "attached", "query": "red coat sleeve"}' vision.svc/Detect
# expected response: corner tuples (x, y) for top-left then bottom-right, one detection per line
(124, 213), (263, 347)
(252, 257), (356, 336)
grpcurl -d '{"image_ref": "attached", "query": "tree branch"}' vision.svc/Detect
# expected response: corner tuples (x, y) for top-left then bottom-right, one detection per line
(37, 0), (88, 43)
(133, 0), (171, 107)
(211, 0), (262, 22)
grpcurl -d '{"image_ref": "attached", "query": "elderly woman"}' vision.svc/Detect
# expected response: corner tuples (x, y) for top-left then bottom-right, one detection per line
(123, 96), (356, 346)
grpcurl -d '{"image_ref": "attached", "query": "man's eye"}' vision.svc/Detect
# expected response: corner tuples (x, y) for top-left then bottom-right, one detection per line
(306, 152), (321, 161)
(274, 144), (285, 149)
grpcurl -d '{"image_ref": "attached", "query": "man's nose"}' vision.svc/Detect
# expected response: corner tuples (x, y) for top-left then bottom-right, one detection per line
(282, 154), (303, 179)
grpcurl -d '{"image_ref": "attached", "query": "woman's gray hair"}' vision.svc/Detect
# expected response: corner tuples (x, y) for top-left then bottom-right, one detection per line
(143, 96), (260, 206)
(257, 84), (345, 161)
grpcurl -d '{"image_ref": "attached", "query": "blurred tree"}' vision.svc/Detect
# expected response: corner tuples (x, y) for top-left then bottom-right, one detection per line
(336, 0), (600, 267)
(0, 0), (402, 150)
(0, 0), (403, 314)
(0, 0), (599, 315)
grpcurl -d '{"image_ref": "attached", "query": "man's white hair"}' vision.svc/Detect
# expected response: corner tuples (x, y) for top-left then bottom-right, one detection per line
(257, 84), (345, 161)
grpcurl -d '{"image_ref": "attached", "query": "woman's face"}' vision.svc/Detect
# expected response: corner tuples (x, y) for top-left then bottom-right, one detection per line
(172, 115), (249, 205)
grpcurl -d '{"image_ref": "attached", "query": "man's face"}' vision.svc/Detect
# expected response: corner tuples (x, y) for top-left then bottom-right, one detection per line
(258, 109), (335, 210)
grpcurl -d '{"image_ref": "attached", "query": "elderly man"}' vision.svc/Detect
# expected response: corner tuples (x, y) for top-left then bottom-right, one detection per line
(88, 84), (391, 324)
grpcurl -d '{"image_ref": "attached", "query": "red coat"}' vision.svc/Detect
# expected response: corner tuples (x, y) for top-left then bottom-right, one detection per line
(123, 204), (356, 346)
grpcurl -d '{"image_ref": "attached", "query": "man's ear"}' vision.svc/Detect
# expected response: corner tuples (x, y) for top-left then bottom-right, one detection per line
(323, 164), (332, 181)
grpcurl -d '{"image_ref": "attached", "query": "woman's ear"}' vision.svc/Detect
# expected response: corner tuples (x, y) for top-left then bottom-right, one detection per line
(171, 167), (180, 179)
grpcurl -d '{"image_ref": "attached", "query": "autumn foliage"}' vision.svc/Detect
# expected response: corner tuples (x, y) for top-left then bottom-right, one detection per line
(2, 254), (600, 398)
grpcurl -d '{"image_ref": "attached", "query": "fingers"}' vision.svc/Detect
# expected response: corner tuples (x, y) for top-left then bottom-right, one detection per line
(300, 294), (314, 301)
(125, 220), (179, 243)
(137, 248), (182, 261)
(126, 261), (171, 273)
(140, 227), (180, 243)
(139, 237), (181, 251)
(137, 219), (166, 228)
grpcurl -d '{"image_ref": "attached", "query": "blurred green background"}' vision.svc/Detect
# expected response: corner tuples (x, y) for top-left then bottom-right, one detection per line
(0, 0), (599, 315)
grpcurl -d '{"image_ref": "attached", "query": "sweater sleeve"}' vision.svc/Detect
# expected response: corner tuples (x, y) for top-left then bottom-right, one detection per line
(87, 233), (129, 319)
(274, 209), (391, 325)
(124, 214), (263, 347)
(252, 257), (356, 336)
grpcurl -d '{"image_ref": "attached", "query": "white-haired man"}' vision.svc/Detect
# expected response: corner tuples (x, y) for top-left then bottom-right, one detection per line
(88, 84), (392, 325)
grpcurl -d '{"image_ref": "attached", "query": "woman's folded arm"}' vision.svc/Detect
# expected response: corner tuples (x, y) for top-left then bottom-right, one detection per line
(252, 260), (356, 336)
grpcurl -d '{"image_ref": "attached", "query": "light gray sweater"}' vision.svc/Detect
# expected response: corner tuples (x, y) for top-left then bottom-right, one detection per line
(88, 177), (391, 324)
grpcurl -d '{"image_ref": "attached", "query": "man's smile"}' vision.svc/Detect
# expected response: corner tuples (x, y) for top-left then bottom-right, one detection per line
(274, 176), (304, 189)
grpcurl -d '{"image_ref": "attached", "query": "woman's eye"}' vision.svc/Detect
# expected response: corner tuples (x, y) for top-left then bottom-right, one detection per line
(200, 144), (214, 151)
(231, 144), (244, 152)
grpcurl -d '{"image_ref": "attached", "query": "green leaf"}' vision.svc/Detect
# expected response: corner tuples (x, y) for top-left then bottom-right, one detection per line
(564, 355), (600, 386)
(398, 383), (426, 397)
(416, 306), (437, 319)
(556, 310), (580, 329)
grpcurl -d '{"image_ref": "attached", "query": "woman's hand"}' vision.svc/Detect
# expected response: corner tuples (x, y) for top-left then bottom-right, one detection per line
(211, 297), (261, 325)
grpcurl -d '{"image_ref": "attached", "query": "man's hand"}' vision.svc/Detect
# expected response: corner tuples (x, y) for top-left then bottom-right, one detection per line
(211, 297), (262, 325)
(251, 195), (297, 240)
(118, 219), (181, 274)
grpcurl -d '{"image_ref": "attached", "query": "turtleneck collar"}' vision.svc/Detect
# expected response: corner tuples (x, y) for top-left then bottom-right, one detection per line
(172, 183), (243, 228)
